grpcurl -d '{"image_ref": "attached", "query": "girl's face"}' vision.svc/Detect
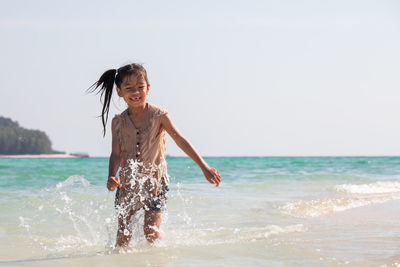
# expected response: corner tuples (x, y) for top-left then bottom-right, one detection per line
(117, 74), (149, 108)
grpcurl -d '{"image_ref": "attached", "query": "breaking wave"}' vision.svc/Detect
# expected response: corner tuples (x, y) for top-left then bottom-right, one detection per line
(335, 181), (400, 194)
(279, 181), (400, 218)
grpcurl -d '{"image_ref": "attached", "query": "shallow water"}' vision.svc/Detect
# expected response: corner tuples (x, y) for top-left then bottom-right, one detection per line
(1, 157), (400, 266)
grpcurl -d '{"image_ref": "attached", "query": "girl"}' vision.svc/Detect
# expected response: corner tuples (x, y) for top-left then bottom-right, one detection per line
(90, 63), (221, 247)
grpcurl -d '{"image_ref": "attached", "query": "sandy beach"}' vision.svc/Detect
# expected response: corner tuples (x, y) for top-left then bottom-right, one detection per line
(0, 154), (80, 159)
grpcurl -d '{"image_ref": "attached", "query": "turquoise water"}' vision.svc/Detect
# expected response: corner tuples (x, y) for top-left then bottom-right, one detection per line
(1, 157), (400, 266)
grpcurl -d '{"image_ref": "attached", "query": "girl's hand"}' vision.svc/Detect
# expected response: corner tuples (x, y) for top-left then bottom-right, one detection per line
(202, 167), (221, 187)
(107, 176), (120, 191)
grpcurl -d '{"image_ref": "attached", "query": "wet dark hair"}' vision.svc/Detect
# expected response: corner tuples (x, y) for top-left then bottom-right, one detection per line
(88, 63), (149, 136)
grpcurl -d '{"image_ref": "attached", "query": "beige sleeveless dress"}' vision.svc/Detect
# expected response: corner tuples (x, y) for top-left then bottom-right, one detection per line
(113, 102), (169, 212)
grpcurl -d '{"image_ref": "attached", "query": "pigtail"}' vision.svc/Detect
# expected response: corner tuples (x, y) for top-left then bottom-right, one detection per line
(87, 69), (117, 136)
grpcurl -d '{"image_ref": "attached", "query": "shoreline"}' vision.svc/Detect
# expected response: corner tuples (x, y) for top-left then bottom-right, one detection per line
(1, 155), (399, 159)
(0, 154), (83, 159)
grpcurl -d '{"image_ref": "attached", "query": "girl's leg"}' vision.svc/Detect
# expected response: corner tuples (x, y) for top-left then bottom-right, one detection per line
(116, 208), (136, 247)
(144, 210), (162, 243)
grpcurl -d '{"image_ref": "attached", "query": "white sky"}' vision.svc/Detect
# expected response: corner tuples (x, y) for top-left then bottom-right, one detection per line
(0, 0), (399, 156)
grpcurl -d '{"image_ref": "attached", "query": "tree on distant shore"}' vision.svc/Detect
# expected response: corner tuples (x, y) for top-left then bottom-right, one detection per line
(0, 116), (63, 155)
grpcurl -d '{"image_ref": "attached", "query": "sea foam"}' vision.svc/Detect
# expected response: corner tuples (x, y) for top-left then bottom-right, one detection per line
(279, 181), (400, 218)
(335, 181), (400, 194)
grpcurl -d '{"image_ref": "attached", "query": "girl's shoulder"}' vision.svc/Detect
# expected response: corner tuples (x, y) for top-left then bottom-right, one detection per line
(147, 103), (168, 117)
(112, 109), (127, 119)
(111, 109), (128, 126)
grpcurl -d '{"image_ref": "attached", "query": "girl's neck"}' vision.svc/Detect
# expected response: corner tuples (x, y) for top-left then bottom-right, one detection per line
(128, 102), (148, 114)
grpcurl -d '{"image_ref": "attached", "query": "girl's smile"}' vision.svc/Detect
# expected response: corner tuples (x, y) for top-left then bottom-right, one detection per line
(117, 74), (149, 109)
(129, 96), (141, 102)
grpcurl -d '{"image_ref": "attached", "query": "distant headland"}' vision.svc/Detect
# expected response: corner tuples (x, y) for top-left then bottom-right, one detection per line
(0, 116), (88, 158)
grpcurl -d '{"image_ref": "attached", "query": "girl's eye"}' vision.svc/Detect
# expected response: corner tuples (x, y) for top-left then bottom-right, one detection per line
(125, 87), (145, 92)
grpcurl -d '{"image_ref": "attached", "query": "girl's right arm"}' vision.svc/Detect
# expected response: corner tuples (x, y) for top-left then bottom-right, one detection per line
(107, 117), (121, 191)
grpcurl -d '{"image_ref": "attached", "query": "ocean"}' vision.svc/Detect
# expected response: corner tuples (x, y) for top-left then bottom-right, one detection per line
(1, 157), (400, 266)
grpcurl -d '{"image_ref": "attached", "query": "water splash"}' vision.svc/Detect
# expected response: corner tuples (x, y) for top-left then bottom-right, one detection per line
(55, 175), (90, 190)
(18, 175), (115, 255)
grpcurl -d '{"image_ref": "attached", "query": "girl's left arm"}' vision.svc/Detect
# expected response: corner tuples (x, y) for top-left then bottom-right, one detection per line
(161, 113), (221, 187)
